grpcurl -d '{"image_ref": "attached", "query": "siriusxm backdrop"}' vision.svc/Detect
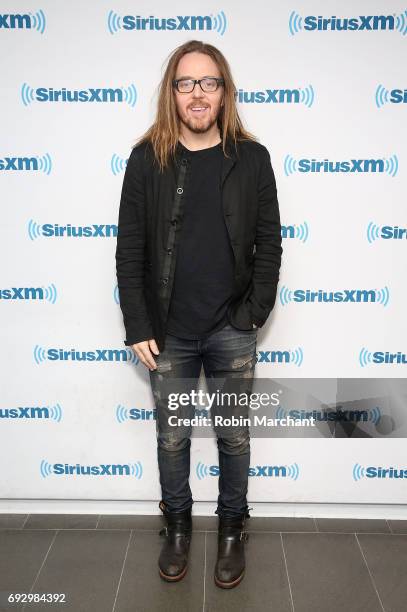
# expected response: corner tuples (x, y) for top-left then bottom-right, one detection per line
(1, 1), (407, 511)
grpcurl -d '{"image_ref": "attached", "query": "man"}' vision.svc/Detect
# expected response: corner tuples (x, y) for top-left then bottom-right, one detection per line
(115, 39), (282, 588)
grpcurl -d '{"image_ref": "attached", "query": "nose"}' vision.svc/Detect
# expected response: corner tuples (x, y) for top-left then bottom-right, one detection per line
(192, 83), (204, 96)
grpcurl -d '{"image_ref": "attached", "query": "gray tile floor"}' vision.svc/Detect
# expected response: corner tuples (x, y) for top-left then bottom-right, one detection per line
(0, 513), (406, 611)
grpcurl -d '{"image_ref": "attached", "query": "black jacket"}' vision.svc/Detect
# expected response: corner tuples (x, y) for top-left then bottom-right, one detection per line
(115, 137), (283, 353)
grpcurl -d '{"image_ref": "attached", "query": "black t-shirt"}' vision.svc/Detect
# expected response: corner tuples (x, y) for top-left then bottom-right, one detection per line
(166, 140), (235, 340)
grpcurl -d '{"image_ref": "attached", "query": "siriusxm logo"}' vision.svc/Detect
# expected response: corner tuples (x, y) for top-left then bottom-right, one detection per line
(115, 404), (207, 422)
(40, 460), (143, 478)
(0, 154), (52, 174)
(289, 11), (407, 35)
(107, 10), (227, 35)
(276, 406), (381, 425)
(116, 405), (157, 422)
(353, 463), (407, 481)
(0, 284), (57, 303)
(0, 11), (46, 33)
(196, 461), (299, 480)
(367, 222), (407, 242)
(21, 83), (137, 107)
(33, 346), (139, 364)
(376, 85), (407, 107)
(359, 348), (407, 367)
(284, 154), (399, 176)
(0, 404), (62, 421)
(282, 222), (309, 242)
(280, 286), (390, 306)
(28, 220), (117, 240)
(236, 85), (314, 107)
(257, 348), (304, 367)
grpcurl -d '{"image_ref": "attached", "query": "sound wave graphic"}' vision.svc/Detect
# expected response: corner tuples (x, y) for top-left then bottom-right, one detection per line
(122, 84), (137, 107)
(374, 286), (390, 306)
(33, 345), (47, 364)
(299, 84), (314, 107)
(366, 221), (380, 243)
(130, 461), (143, 479)
(384, 154), (398, 177)
(29, 9), (46, 34)
(276, 406), (287, 419)
(284, 154), (298, 176)
(396, 10), (407, 35)
(210, 11), (227, 35)
(40, 459), (53, 478)
(49, 403), (62, 422)
(196, 461), (210, 480)
(289, 347), (304, 367)
(21, 82), (35, 106)
(295, 221), (309, 242)
(279, 285), (293, 306)
(107, 10), (122, 34)
(28, 219), (42, 240)
(375, 84), (390, 108)
(288, 10), (303, 35)
(359, 347), (373, 368)
(352, 463), (366, 481)
(126, 349), (138, 364)
(116, 404), (129, 423)
(111, 154), (128, 176)
(286, 463), (300, 480)
(369, 407), (381, 425)
(41, 283), (57, 304)
(38, 153), (52, 174)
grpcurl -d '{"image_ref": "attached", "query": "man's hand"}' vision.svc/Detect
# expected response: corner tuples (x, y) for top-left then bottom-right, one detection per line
(131, 339), (160, 370)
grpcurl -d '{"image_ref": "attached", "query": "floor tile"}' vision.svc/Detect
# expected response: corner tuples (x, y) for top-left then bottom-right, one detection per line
(21, 529), (130, 611)
(282, 532), (383, 612)
(23, 514), (99, 530)
(357, 533), (407, 612)
(114, 530), (205, 612)
(204, 531), (292, 611)
(0, 529), (56, 610)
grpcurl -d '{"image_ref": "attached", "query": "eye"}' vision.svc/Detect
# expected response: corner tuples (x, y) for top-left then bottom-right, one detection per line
(177, 79), (194, 92)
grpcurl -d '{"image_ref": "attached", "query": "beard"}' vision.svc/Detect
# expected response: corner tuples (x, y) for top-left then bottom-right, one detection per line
(178, 109), (220, 134)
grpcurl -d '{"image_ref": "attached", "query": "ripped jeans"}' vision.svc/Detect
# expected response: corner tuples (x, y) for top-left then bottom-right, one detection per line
(149, 322), (258, 518)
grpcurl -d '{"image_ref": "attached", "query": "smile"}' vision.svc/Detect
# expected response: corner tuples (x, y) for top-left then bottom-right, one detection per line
(189, 107), (208, 114)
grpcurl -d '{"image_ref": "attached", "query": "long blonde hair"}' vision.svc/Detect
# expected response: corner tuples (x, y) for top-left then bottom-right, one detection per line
(134, 39), (258, 172)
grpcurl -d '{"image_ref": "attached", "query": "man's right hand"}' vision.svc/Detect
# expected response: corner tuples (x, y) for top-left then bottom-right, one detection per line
(130, 339), (160, 370)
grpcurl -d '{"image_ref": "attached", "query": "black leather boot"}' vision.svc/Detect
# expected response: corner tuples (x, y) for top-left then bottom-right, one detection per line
(158, 501), (192, 582)
(214, 512), (250, 589)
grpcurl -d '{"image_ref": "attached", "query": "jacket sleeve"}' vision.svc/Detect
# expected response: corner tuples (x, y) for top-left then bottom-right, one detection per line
(248, 146), (283, 327)
(115, 146), (154, 346)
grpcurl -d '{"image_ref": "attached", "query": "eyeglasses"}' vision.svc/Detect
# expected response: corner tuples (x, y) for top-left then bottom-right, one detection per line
(172, 77), (225, 93)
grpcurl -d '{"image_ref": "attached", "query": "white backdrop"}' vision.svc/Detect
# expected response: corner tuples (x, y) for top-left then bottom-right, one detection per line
(1, 1), (406, 514)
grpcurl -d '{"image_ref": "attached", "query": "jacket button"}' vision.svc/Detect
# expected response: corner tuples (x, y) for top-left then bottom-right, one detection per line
(181, 158), (188, 165)
(167, 248), (172, 254)
(177, 187), (183, 194)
